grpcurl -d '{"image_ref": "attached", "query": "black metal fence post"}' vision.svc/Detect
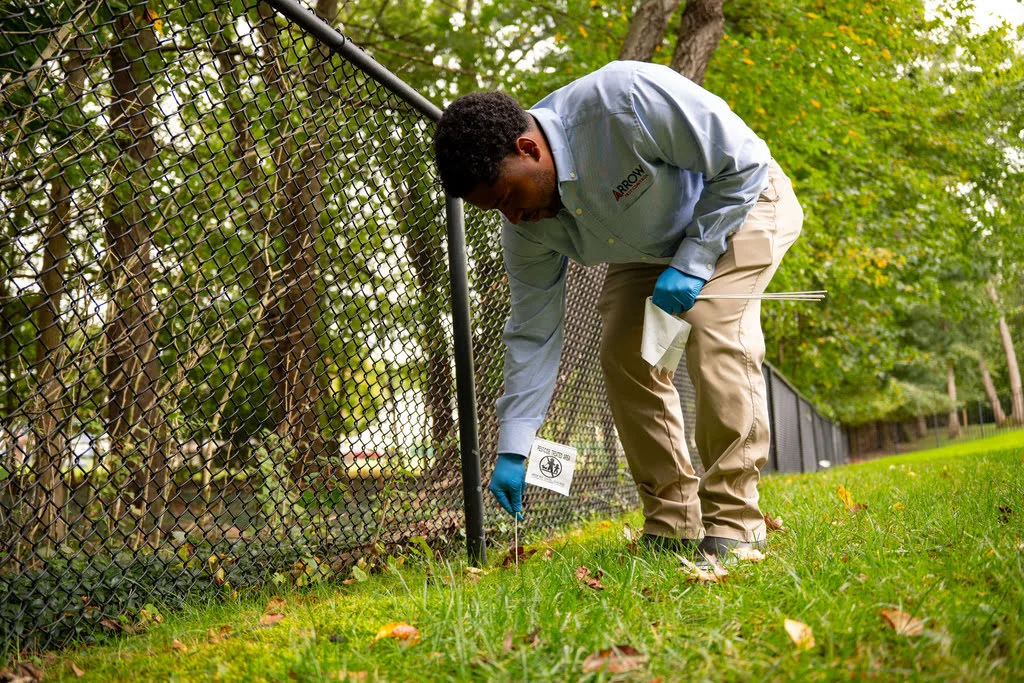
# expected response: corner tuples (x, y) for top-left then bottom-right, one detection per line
(445, 196), (486, 565)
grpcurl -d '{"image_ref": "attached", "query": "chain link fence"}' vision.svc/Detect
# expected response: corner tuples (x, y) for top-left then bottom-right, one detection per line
(0, 0), (844, 653)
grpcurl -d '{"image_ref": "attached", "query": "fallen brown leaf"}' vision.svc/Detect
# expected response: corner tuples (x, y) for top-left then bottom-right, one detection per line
(880, 609), (925, 636)
(542, 547), (555, 561)
(764, 513), (786, 532)
(335, 672), (368, 682)
(784, 619), (815, 650)
(732, 547), (766, 562)
(371, 621), (421, 647)
(501, 545), (538, 568)
(502, 629), (515, 654)
(581, 644), (648, 674)
(342, 578), (358, 585)
(99, 618), (124, 633)
(523, 627), (541, 647)
(266, 597), (287, 613)
(679, 556), (728, 584)
(259, 612), (285, 627)
(837, 484), (867, 512)
(623, 524), (642, 553)
(0, 661), (45, 683)
(71, 663), (85, 678)
(208, 624), (233, 644)
(575, 566), (605, 590)
(465, 566), (489, 575)
(171, 638), (188, 653)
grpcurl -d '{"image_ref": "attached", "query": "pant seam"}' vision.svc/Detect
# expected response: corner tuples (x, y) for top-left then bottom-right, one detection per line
(735, 197), (777, 539)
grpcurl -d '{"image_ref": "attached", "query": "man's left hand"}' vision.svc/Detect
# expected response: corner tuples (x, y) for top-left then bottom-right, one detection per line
(652, 267), (706, 314)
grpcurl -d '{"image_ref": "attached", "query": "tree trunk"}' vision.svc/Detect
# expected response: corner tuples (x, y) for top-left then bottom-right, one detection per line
(619, 0), (683, 61)
(915, 414), (928, 440)
(946, 359), (961, 439)
(28, 41), (88, 546)
(978, 358), (1006, 427)
(987, 283), (1024, 423)
(392, 176), (456, 485)
(103, 12), (160, 463)
(669, 0), (724, 85)
(270, 0), (338, 482)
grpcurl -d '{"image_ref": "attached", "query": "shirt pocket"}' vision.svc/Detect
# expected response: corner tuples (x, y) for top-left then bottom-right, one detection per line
(611, 164), (656, 212)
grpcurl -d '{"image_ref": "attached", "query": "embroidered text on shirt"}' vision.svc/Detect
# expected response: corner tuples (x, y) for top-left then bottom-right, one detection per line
(612, 165), (650, 202)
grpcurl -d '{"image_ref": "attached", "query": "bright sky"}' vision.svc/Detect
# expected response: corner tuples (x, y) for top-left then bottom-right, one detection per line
(973, 0), (1024, 29)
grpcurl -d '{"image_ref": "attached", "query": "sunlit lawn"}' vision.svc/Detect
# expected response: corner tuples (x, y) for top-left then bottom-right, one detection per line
(32, 430), (1024, 681)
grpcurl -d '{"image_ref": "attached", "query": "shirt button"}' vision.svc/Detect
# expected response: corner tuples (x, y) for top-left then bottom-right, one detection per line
(706, 264), (713, 270)
(575, 208), (583, 215)
(607, 238), (615, 244)
(569, 172), (577, 179)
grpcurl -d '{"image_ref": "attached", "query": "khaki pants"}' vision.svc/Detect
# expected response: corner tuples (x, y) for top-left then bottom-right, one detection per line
(598, 160), (803, 543)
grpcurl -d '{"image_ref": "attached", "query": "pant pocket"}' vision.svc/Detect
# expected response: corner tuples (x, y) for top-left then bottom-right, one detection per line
(730, 230), (774, 269)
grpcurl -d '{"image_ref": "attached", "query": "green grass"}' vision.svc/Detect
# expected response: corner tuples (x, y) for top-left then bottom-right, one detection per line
(30, 431), (1024, 681)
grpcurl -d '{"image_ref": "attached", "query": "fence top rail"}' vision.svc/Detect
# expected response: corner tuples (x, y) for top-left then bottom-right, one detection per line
(263, 0), (444, 122)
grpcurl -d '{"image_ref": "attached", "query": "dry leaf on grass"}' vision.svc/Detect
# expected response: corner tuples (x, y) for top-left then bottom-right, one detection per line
(732, 547), (766, 562)
(265, 597), (287, 612)
(837, 484), (868, 512)
(70, 663), (85, 678)
(879, 609), (925, 636)
(171, 638), (188, 653)
(764, 513), (786, 532)
(207, 625), (233, 644)
(259, 612), (285, 627)
(784, 619), (815, 650)
(99, 618), (124, 634)
(623, 524), (642, 553)
(466, 566), (489, 575)
(502, 627), (541, 654)
(0, 661), (45, 683)
(501, 545), (538, 568)
(679, 556), (728, 584)
(335, 671), (369, 681)
(581, 644), (648, 673)
(575, 566), (605, 590)
(542, 547), (555, 561)
(371, 621), (421, 647)
(599, 520), (613, 529)
(502, 629), (514, 654)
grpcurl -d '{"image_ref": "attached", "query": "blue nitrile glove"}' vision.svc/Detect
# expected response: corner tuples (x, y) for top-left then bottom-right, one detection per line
(489, 452), (526, 521)
(652, 267), (706, 314)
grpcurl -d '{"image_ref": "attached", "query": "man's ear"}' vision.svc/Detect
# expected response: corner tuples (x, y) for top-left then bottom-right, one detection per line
(515, 136), (542, 161)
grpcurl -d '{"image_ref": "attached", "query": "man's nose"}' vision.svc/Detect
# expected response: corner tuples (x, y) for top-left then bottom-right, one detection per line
(500, 207), (523, 225)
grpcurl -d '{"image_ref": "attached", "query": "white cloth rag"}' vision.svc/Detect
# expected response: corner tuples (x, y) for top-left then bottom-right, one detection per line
(640, 297), (692, 378)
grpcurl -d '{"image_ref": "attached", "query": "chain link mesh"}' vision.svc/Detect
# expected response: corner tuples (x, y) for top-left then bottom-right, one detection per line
(0, 0), (844, 653)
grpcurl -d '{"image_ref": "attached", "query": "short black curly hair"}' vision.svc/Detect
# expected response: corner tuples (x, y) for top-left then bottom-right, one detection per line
(433, 91), (530, 198)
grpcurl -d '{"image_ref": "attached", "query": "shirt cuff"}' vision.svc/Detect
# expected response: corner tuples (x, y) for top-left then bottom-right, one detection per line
(497, 420), (540, 457)
(670, 238), (721, 281)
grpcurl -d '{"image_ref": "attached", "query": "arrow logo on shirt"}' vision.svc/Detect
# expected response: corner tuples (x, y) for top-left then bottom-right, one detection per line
(612, 165), (650, 202)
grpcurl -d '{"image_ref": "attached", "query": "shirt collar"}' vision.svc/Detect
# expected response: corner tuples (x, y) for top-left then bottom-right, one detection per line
(529, 108), (578, 184)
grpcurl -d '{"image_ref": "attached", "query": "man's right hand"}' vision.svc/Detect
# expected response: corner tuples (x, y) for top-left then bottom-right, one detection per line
(489, 452), (527, 521)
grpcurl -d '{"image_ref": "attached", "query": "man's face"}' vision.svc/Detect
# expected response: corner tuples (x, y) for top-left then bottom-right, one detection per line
(464, 136), (562, 225)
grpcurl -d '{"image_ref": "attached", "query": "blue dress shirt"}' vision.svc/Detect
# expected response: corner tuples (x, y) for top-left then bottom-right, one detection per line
(496, 60), (771, 456)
